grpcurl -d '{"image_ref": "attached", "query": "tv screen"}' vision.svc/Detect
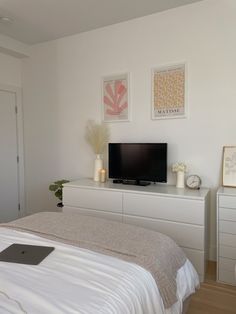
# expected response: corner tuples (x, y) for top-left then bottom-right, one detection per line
(108, 143), (167, 184)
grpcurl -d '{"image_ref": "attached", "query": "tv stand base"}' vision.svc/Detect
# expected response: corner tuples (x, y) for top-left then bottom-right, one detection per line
(112, 179), (123, 184)
(113, 179), (151, 186)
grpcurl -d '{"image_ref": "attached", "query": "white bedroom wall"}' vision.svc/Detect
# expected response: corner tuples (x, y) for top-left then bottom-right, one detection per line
(0, 52), (22, 86)
(22, 0), (236, 260)
(0, 33), (28, 86)
(0, 34), (29, 58)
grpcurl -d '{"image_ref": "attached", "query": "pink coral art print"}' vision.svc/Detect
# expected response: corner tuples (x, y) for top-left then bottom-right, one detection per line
(103, 74), (129, 122)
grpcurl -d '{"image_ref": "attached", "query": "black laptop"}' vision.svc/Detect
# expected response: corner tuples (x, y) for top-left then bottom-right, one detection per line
(0, 244), (54, 265)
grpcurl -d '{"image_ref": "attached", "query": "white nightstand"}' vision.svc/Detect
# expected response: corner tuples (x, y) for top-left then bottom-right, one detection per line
(217, 187), (236, 286)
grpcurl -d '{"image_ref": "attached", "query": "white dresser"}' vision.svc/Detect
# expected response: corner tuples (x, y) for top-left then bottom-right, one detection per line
(63, 179), (210, 281)
(217, 187), (236, 286)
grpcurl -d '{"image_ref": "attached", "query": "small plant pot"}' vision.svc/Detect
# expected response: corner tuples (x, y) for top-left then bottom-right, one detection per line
(57, 202), (63, 208)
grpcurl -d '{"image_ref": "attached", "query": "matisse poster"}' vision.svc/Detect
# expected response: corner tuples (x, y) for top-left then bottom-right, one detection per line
(152, 64), (186, 119)
(102, 73), (130, 122)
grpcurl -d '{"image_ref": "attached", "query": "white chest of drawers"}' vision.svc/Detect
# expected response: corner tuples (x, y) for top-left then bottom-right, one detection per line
(63, 178), (210, 281)
(217, 187), (236, 286)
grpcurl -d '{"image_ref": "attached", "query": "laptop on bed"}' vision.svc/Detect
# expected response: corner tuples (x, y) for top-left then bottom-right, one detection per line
(0, 244), (54, 265)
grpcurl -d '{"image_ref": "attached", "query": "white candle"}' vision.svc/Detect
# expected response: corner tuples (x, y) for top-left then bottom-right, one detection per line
(100, 169), (106, 183)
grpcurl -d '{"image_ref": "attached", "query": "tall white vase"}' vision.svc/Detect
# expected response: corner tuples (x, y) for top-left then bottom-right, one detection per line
(176, 171), (185, 188)
(93, 154), (103, 182)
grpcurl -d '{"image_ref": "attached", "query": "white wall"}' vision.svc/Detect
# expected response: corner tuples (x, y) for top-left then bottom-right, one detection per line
(0, 34), (29, 58)
(22, 0), (236, 260)
(0, 33), (28, 86)
(0, 52), (22, 86)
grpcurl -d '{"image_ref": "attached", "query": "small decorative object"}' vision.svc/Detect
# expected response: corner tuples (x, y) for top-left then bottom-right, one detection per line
(85, 120), (110, 181)
(222, 146), (236, 187)
(94, 155), (103, 181)
(172, 162), (187, 188)
(152, 64), (186, 120)
(99, 168), (106, 183)
(102, 73), (130, 122)
(186, 175), (201, 190)
(49, 179), (70, 207)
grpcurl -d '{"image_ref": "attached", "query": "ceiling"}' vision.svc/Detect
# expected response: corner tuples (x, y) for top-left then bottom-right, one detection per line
(0, 0), (203, 45)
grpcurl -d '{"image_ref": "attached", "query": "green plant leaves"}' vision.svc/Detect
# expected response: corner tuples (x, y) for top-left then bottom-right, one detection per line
(54, 179), (70, 186)
(49, 184), (58, 191)
(55, 189), (62, 201)
(49, 179), (70, 202)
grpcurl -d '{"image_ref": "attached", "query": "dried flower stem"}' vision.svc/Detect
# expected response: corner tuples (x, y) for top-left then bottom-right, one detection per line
(85, 120), (110, 154)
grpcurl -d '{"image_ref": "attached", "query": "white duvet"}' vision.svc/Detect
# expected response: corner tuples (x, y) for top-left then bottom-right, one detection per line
(0, 228), (199, 314)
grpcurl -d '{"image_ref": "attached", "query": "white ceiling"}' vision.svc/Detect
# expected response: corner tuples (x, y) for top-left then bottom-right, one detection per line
(0, 0), (203, 44)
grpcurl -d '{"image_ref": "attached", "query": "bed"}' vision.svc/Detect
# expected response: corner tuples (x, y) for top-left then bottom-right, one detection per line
(0, 212), (199, 314)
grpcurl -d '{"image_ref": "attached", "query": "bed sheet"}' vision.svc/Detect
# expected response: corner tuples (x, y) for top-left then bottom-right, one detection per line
(0, 228), (199, 314)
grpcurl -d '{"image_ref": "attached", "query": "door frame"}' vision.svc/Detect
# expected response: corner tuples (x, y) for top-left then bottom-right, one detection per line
(0, 84), (25, 218)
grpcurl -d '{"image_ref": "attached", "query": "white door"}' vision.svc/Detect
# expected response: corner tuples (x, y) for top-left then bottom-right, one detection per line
(0, 90), (19, 222)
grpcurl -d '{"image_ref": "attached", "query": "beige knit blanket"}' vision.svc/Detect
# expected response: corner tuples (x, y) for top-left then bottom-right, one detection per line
(1, 212), (186, 308)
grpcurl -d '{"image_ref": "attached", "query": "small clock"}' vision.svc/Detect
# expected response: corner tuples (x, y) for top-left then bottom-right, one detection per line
(186, 175), (201, 190)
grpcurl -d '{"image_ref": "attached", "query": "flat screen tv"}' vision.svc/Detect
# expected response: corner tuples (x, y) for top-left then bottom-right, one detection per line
(108, 143), (167, 186)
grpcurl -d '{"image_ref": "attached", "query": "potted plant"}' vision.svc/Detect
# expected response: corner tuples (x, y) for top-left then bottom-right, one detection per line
(49, 179), (70, 207)
(172, 162), (187, 188)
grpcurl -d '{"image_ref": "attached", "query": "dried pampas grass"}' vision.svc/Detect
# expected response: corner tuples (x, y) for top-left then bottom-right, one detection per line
(85, 120), (110, 154)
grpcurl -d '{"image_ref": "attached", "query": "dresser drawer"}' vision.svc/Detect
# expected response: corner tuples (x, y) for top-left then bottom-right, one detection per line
(219, 195), (236, 209)
(218, 269), (236, 286)
(219, 245), (236, 259)
(219, 257), (236, 272)
(123, 215), (204, 250)
(123, 193), (204, 225)
(219, 208), (236, 222)
(63, 187), (122, 213)
(63, 206), (123, 222)
(219, 220), (236, 235)
(219, 233), (236, 248)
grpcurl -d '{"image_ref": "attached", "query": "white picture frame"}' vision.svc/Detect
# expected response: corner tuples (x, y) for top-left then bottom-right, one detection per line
(222, 146), (236, 187)
(102, 73), (130, 122)
(151, 63), (187, 120)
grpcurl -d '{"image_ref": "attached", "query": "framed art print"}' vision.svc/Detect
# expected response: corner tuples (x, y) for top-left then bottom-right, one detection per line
(222, 146), (236, 187)
(102, 73), (130, 122)
(152, 63), (186, 120)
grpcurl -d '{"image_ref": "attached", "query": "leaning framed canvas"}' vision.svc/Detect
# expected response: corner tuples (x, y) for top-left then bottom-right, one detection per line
(152, 63), (187, 120)
(102, 73), (130, 122)
(222, 146), (236, 187)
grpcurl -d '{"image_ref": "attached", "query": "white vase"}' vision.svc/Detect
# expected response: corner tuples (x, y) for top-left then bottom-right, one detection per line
(176, 171), (185, 188)
(93, 154), (103, 182)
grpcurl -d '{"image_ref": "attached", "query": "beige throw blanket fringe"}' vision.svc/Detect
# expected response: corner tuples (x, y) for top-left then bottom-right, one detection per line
(1, 212), (186, 309)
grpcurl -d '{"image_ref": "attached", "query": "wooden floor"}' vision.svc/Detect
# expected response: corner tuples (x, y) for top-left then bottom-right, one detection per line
(188, 262), (236, 314)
